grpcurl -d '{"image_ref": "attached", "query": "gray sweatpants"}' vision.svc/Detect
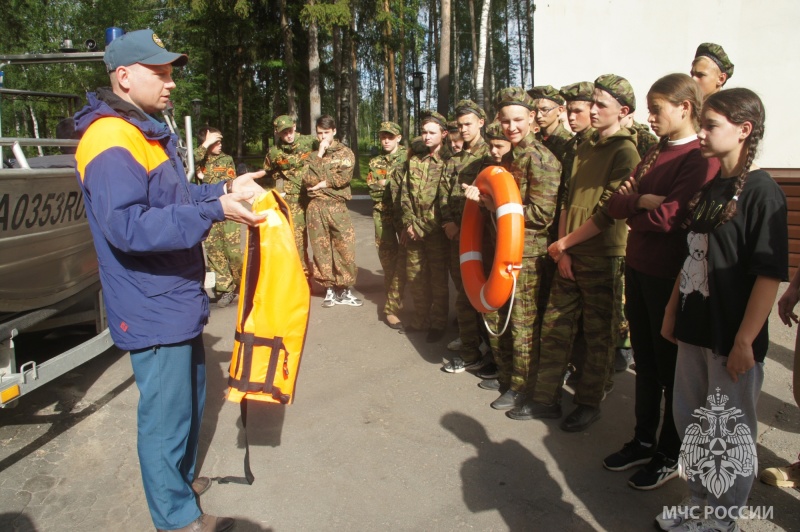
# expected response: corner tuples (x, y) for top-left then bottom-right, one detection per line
(673, 341), (764, 522)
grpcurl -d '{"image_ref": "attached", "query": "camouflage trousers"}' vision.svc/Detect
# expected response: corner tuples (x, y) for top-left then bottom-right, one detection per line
(373, 206), (406, 316)
(306, 199), (357, 288)
(534, 255), (624, 408)
(448, 239), (482, 360)
(285, 194), (310, 275)
(206, 220), (243, 293)
(486, 255), (552, 394)
(404, 229), (449, 330)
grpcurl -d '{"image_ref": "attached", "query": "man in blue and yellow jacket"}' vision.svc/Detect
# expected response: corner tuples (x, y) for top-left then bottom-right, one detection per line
(74, 29), (264, 532)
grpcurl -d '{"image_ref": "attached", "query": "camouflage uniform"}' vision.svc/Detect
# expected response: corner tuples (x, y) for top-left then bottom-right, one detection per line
(536, 121), (573, 164)
(263, 124), (316, 274)
(630, 120), (658, 160)
(366, 123), (408, 317)
(484, 124), (561, 395)
(440, 132), (489, 362)
(535, 74), (641, 410)
(304, 140), (357, 289)
(193, 145), (241, 294)
(399, 145), (450, 331)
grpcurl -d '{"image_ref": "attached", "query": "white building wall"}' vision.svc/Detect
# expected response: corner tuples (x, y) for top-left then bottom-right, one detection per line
(532, 0), (799, 168)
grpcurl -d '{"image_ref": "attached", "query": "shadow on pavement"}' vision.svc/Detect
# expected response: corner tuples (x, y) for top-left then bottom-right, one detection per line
(0, 512), (36, 532)
(441, 411), (594, 531)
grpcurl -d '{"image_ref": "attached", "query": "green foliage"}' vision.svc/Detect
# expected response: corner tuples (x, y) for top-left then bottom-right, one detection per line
(300, 0), (352, 29)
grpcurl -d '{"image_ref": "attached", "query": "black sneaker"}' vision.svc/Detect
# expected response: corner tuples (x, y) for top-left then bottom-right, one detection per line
(628, 452), (679, 490)
(335, 288), (363, 306)
(476, 362), (499, 379)
(478, 378), (500, 390)
(441, 356), (482, 373)
(603, 438), (656, 471)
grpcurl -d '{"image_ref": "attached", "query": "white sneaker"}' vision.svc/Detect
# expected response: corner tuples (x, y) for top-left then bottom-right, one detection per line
(335, 288), (363, 307)
(655, 496), (707, 530)
(447, 338), (463, 351)
(670, 519), (739, 532)
(322, 288), (336, 308)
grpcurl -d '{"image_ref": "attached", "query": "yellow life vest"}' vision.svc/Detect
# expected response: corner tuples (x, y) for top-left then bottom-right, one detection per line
(227, 190), (310, 405)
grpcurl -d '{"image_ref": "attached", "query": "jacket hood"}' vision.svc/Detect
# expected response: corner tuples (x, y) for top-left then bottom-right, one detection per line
(74, 87), (172, 142)
(591, 126), (637, 149)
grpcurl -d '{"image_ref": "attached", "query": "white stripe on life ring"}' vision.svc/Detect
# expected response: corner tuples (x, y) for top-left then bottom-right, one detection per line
(479, 284), (498, 312)
(460, 251), (483, 264)
(496, 203), (524, 219)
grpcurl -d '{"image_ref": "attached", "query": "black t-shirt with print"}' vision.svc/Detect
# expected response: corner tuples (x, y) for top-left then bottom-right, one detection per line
(674, 169), (788, 362)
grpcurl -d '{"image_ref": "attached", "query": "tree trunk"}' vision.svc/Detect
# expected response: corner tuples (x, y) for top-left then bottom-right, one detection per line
(383, 55), (390, 121)
(475, 0), (491, 107)
(526, 0), (535, 86)
(236, 48), (244, 158)
(426, 0), (435, 110)
(333, 26), (342, 124)
(280, 0), (296, 116)
(484, 9), (492, 113)
(398, 2), (409, 141)
(308, 0), (322, 124)
(349, 12), (360, 176)
(452, 4), (459, 103)
(28, 106), (43, 156)
(340, 26), (351, 144)
(515, 0), (525, 86)
(468, 0), (478, 94)
(437, 0), (451, 115)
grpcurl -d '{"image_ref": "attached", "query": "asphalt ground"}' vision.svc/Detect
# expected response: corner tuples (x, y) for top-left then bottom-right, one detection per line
(0, 200), (798, 531)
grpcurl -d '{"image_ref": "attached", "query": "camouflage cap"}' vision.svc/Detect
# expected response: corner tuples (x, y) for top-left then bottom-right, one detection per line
(485, 121), (507, 141)
(446, 119), (459, 133)
(494, 87), (536, 110)
(559, 81), (595, 103)
(378, 121), (401, 136)
(594, 74), (636, 111)
(420, 109), (447, 129)
(454, 99), (487, 120)
(273, 115), (296, 133)
(695, 42), (734, 79)
(527, 85), (565, 105)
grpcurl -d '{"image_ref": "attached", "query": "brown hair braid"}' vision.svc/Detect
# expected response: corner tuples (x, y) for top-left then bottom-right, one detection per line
(682, 88), (766, 228)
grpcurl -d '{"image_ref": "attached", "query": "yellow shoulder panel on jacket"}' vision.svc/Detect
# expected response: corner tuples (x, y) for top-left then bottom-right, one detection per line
(77, 117), (169, 181)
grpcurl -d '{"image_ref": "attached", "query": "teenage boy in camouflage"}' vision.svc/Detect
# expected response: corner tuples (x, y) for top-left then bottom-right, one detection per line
(194, 127), (241, 308)
(399, 110), (450, 342)
(366, 121), (407, 328)
(304, 115), (362, 308)
(485, 120), (512, 163)
(464, 88), (561, 413)
(439, 100), (490, 372)
(690, 42), (734, 98)
(521, 75), (640, 432)
(622, 114), (659, 160)
(529, 85), (572, 163)
(264, 115), (316, 275)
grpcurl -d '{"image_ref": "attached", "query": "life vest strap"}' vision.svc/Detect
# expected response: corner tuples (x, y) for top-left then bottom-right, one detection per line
(229, 331), (291, 404)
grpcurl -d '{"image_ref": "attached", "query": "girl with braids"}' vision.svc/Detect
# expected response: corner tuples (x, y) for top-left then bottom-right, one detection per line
(658, 88), (788, 532)
(605, 73), (719, 491)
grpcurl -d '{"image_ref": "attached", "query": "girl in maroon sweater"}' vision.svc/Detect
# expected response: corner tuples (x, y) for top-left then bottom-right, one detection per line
(604, 73), (719, 491)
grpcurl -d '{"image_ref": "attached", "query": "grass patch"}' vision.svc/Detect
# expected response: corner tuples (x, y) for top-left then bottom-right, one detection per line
(351, 152), (374, 194)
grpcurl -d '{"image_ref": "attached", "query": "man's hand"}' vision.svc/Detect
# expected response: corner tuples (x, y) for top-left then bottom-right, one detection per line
(317, 137), (331, 157)
(202, 131), (222, 149)
(557, 252), (575, 280)
(616, 176), (637, 195)
(443, 221), (459, 240)
(308, 180), (328, 191)
(220, 192), (266, 227)
(548, 239), (567, 262)
(406, 225), (421, 241)
(778, 286), (800, 327)
(230, 170), (266, 203)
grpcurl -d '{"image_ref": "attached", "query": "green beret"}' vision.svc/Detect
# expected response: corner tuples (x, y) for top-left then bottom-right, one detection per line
(695, 42), (734, 79)
(420, 109), (448, 129)
(454, 99), (487, 120)
(560, 81), (595, 103)
(494, 87), (536, 110)
(485, 121), (507, 141)
(378, 121), (401, 136)
(594, 74), (636, 111)
(527, 85), (565, 105)
(273, 115), (296, 133)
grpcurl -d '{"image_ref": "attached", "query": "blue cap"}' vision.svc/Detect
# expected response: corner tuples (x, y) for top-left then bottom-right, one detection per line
(104, 29), (188, 71)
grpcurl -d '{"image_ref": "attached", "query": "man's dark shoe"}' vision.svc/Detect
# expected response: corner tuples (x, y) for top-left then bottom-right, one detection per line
(426, 328), (445, 343)
(216, 291), (236, 308)
(603, 438), (656, 471)
(478, 378), (500, 391)
(476, 362), (499, 379)
(191, 476), (211, 496)
(490, 389), (526, 410)
(157, 514), (234, 532)
(506, 400), (562, 420)
(560, 405), (601, 432)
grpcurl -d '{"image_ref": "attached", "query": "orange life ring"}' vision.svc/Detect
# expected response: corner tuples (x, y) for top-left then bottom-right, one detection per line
(459, 166), (524, 313)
